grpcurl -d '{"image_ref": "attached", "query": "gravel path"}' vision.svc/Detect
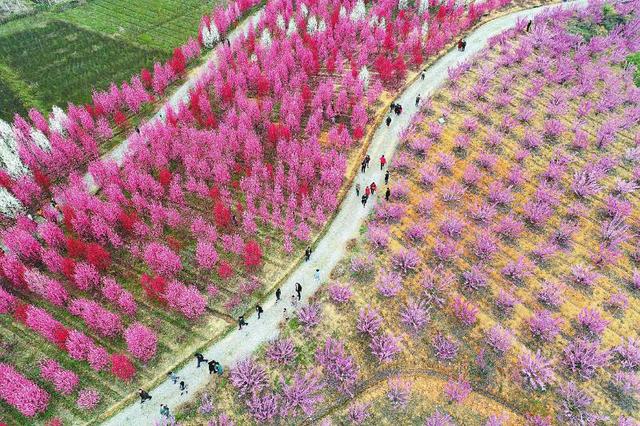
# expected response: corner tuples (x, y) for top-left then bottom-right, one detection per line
(82, 10), (264, 194)
(102, 1), (588, 424)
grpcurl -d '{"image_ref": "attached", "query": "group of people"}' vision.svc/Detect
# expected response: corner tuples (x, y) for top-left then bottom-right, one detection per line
(457, 38), (467, 51)
(357, 154), (391, 206)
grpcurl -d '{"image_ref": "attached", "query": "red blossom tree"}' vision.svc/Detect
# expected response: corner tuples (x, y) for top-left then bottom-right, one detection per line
(243, 240), (263, 269)
(110, 354), (136, 381)
(213, 201), (232, 229)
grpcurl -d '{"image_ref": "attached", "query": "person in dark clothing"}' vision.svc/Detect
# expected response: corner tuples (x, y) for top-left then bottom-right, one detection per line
(295, 282), (302, 300)
(304, 247), (312, 261)
(365, 155), (371, 168)
(275, 287), (281, 302)
(394, 104), (402, 115)
(356, 183), (361, 197)
(526, 20), (532, 32)
(415, 95), (421, 107)
(360, 160), (366, 173)
(385, 187), (391, 201)
(238, 315), (248, 330)
(384, 170), (390, 185)
(390, 102), (396, 113)
(139, 389), (152, 404)
(179, 381), (188, 395)
(421, 71), (425, 80)
(160, 404), (170, 418)
(256, 304), (264, 319)
(227, 39), (231, 47)
(386, 116), (392, 127)
(461, 40), (467, 51)
(457, 39), (464, 51)
(361, 194), (368, 207)
(208, 360), (219, 375)
(135, 127), (140, 134)
(195, 352), (207, 368)
(370, 182), (377, 195)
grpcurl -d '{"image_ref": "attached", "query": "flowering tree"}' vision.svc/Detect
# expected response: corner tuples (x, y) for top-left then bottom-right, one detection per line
(124, 322), (157, 363)
(0, 362), (50, 417)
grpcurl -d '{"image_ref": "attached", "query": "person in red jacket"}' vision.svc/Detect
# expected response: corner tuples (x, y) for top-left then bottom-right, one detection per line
(370, 182), (377, 195)
(380, 155), (387, 170)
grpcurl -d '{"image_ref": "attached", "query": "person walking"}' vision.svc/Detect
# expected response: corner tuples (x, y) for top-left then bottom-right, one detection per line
(365, 185), (371, 198)
(139, 389), (152, 404)
(380, 155), (387, 170)
(208, 360), (219, 375)
(421, 71), (425, 80)
(304, 247), (312, 261)
(370, 182), (377, 195)
(457, 39), (464, 51)
(195, 352), (207, 368)
(275, 287), (281, 302)
(314, 269), (321, 284)
(526, 20), (532, 32)
(256, 304), (264, 319)
(386, 116), (392, 127)
(361, 193), (368, 207)
(360, 159), (366, 173)
(167, 371), (179, 384)
(365, 154), (371, 169)
(215, 362), (224, 376)
(290, 294), (298, 310)
(384, 170), (390, 185)
(295, 282), (302, 300)
(461, 39), (467, 51)
(355, 182), (361, 197)
(390, 102), (396, 113)
(160, 404), (170, 418)
(385, 187), (391, 201)
(179, 381), (188, 395)
(415, 95), (421, 107)
(238, 315), (248, 330)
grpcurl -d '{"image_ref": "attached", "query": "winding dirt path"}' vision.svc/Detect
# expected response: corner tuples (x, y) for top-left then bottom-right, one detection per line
(102, 1), (589, 424)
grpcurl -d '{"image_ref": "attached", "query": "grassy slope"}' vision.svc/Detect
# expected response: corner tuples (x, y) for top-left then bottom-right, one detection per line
(0, 0), (218, 121)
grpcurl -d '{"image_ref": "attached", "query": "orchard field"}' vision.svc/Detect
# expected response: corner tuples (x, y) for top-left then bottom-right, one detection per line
(0, 0), (221, 121)
(171, 1), (640, 425)
(0, 0), (540, 423)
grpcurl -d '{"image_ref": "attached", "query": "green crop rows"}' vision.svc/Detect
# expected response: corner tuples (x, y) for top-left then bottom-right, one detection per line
(0, 0), (219, 121)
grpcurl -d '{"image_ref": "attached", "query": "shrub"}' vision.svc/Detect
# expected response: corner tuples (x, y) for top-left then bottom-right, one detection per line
(452, 296), (478, 326)
(246, 392), (278, 423)
(615, 338), (640, 371)
(528, 310), (563, 343)
(298, 304), (321, 330)
(315, 338), (358, 395)
(558, 382), (606, 425)
(280, 369), (324, 417)
(432, 334), (459, 362)
(357, 306), (383, 336)
(576, 307), (609, 339)
(400, 299), (430, 333)
(328, 283), (353, 304)
(485, 325), (513, 355)
(40, 359), (79, 395)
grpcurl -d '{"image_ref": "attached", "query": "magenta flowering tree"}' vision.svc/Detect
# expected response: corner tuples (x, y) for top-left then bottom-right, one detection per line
(0, 362), (50, 417)
(40, 359), (79, 395)
(562, 339), (611, 379)
(444, 375), (472, 403)
(370, 333), (401, 363)
(328, 282), (353, 304)
(165, 281), (206, 319)
(76, 388), (101, 411)
(387, 376), (412, 410)
(280, 369), (325, 417)
(461, 264), (489, 292)
(265, 339), (295, 365)
(315, 338), (358, 395)
(68, 299), (122, 338)
(143, 242), (182, 277)
(400, 299), (430, 333)
(348, 402), (371, 424)
(297, 303), (321, 331)
(615, 338), (640, 371)
(432, 333), (459, 362)
(536, 281), (565, 309)
(485, 324), (513, 355)
(518, 350), (554, 391)
(451, 296), (478, 327)
(391, 249), (420, 275)
(196, 239), (218, 270)
(576, 307), (609, 339)
(528, 310), (564, 343)
(376, 269), (403, 297)
(357, 305), (383, 336)
(246, 392), (279, 423)
(557, 382), (607, 425)
(124, 322), (157, 363)
(230, 358), (268, 396)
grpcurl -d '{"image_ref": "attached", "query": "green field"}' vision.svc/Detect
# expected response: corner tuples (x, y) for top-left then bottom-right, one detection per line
(629, 52), (640, 86)
(0, 0), (220, 121)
